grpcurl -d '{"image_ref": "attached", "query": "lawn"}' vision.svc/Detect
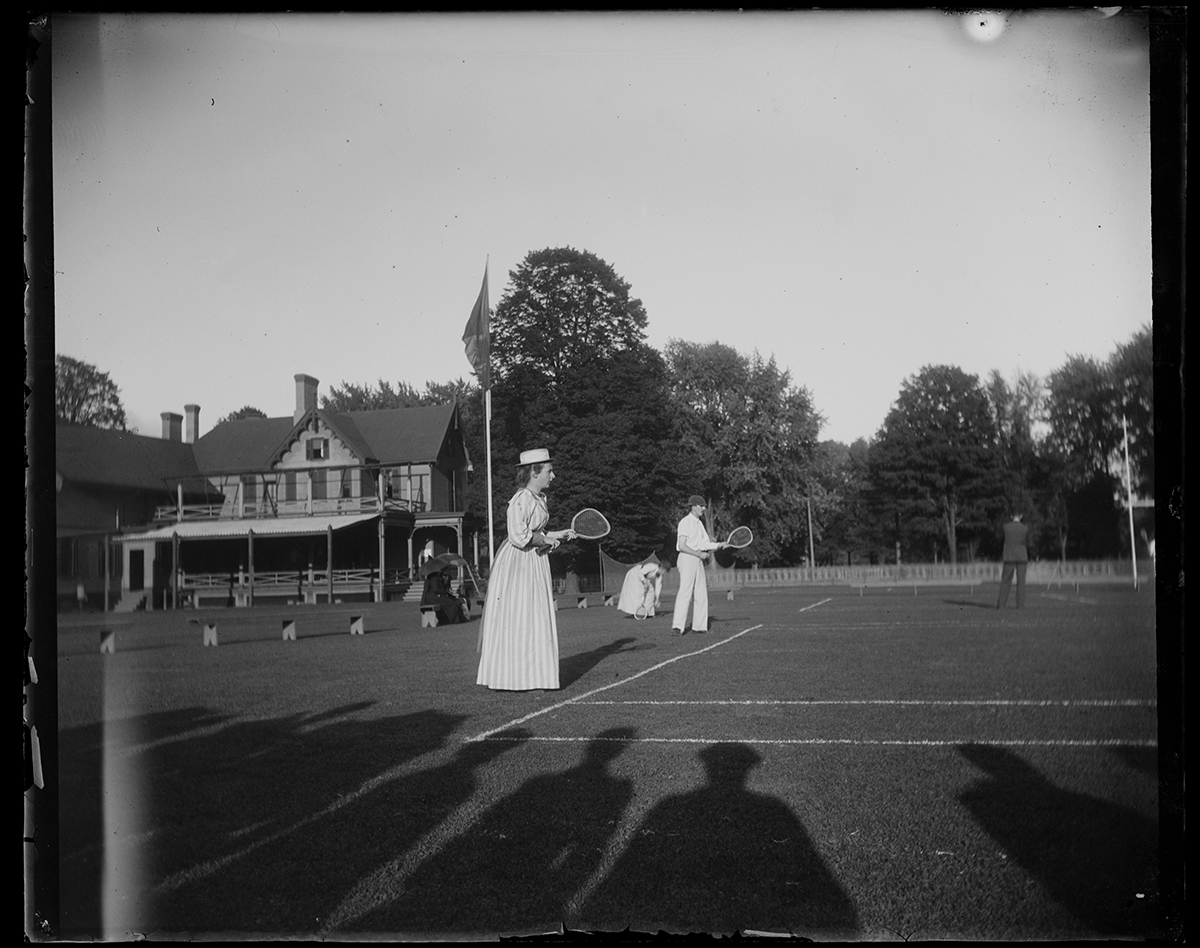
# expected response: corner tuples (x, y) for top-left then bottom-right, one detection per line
(44, 582), (1171, 940)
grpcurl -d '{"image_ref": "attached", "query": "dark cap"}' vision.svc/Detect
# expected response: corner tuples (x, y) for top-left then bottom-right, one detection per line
(687, 495), (706, 507)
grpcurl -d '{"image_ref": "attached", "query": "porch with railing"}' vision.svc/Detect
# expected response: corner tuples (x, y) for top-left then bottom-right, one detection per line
(155, 495), (422, 523)
(181, 565), (420, 606)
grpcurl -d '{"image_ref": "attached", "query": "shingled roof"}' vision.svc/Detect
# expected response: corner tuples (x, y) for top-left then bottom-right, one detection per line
(323, 403), (459, 465)
(191, 402), (460, 473)
(56, 403), (462, 489)
(56, 424), (203, 492)
(191, 416), (296, 473)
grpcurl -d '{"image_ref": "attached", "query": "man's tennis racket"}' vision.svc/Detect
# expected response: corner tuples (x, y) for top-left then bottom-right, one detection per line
(724, 526), (754, 549)
(536, 508), (611, 556)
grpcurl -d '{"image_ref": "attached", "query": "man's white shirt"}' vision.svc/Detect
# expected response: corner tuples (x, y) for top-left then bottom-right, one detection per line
(677, 513), (720, 554)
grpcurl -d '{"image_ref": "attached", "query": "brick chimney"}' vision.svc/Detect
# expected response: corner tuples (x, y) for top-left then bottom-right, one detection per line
(294, 374), (319, 424)
(184, 404), (200, 444)
(161, 412), (183, 442)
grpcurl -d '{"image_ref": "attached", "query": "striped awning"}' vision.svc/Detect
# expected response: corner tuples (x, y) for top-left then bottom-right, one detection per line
(114, 513), (378, 543)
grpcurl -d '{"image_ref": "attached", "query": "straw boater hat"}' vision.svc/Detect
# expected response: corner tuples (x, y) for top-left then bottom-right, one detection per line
(519, 448), (551, 465)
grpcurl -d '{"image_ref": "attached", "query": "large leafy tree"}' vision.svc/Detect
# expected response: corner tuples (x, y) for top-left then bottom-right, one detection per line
(491, 247), (649, 385)
(1042, 355), (1119, 559)
(981, 369), (1048, 557)
(664, 340), (822, 567)
(868, 365), (1002, 563)
(1044, 355), (1119, 476)
(807, 438), (878, 567)
(491, 347), (684, 567)
(322, 379), (476, 412)
(1039, 327), (1152, 559)
(1107, 324), (1153, 496)
(485, 248), (682, 570)
(55, 354), (127, 429)
(985, 369), (1044, 504)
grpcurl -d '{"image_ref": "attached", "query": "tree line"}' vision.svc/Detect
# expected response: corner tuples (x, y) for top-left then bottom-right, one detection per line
(55, 247), (1154, 569)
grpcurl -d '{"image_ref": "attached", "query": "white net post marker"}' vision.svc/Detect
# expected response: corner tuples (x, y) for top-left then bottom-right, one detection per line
(349, 615), (364, 635)
(203, 623), (218, 646)
(282, 619), (297, 641)
(99, 629), (116, 654)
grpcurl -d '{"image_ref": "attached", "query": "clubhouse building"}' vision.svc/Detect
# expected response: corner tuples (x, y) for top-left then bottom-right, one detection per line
(56, 374), (472, 612)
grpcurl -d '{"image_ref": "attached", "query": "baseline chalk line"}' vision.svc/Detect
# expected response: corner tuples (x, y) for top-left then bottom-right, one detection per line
(578, 698), (1157, 708)
(467, 621), (770, 743)
(473, 736), (1158, 748)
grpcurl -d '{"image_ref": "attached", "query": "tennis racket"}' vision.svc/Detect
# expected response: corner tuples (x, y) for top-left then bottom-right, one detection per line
(724, 526), (753, 549)
(536, 508), (611, 556)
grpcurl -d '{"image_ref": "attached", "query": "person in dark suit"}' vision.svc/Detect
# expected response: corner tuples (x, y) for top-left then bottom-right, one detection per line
(996, 512), (1030, 609)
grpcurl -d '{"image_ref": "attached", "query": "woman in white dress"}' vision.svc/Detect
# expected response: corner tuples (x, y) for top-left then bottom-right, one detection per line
(617, 562), (663, 618)
(476, 449), (575, 691)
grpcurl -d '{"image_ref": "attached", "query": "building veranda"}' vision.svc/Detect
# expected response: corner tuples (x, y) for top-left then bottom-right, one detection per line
(56, 374), (475, 612)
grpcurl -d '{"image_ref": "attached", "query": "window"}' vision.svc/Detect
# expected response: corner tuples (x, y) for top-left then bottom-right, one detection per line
(282, 471), (298, 502)
(311, 469), (328, 500)
(241, 476), (258, 503)
(306, 438), (329, 461)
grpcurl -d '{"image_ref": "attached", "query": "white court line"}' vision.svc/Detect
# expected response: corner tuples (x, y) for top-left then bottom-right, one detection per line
(473, 736), (1158, 748)
(579, 699), (1157, 708)
(467, 621), (774, 742)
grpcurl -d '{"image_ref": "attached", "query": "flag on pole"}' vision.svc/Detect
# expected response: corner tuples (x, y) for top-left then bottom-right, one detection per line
(462, 266), (490, 390)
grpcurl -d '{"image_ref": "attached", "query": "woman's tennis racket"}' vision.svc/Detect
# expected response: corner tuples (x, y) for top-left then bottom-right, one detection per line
(725, 526), (754, 549)
(569, 508), (612, 540)
(536, 508), (611, 555)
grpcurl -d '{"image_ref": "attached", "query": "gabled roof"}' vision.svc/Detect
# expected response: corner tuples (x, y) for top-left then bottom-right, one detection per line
(323, 403), (458, 465)
(316, 410), (373, 462)
(192, 416), (296, 473)
(56, 424), (202, 492)
(192, 402), (460, 473)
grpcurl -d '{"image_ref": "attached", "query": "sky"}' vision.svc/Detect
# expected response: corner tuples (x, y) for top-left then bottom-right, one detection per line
(50, 9), (1152, 446)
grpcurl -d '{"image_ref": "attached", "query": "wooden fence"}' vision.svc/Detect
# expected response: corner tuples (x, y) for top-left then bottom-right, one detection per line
(562, 559), (1153, 596)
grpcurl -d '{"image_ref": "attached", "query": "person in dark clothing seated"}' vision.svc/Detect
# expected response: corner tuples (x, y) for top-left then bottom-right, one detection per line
(422, 568), (469, 624)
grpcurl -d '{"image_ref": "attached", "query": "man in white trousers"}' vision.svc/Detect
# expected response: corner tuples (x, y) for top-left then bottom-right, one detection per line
(672, 495), (729, 635)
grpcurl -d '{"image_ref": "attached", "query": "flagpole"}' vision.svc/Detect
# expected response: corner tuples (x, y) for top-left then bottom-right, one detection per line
(486, 387), (494, 566)
(463, 257), (494, 570)
(483, 257), (494, 567)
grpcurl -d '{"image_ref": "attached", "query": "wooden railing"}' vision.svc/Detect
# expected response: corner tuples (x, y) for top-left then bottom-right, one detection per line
(183, 568), (405, 589)
(154, 495), (423, 523)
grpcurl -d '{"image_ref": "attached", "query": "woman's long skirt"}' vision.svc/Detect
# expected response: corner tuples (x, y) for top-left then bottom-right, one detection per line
(476, 540), (559, 690)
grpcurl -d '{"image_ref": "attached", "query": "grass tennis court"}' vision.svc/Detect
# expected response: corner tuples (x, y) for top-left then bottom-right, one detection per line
(54, 582), (1163, 940)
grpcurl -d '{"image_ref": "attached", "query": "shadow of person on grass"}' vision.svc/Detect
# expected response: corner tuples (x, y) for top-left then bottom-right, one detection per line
(957, 743), (1160, 938)
(559, 637), (640, 688)
(578, 742), (858, 937)
(167, 727), (536, 933)
(56, 706), (231, 938)
(942, 598), (999, 609)
(119, 706), (467, 935)
(349, 727), (638, 935)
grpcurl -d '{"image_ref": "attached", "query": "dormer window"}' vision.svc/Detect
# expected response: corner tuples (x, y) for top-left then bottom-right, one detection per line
(306, 438), (329, 461)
